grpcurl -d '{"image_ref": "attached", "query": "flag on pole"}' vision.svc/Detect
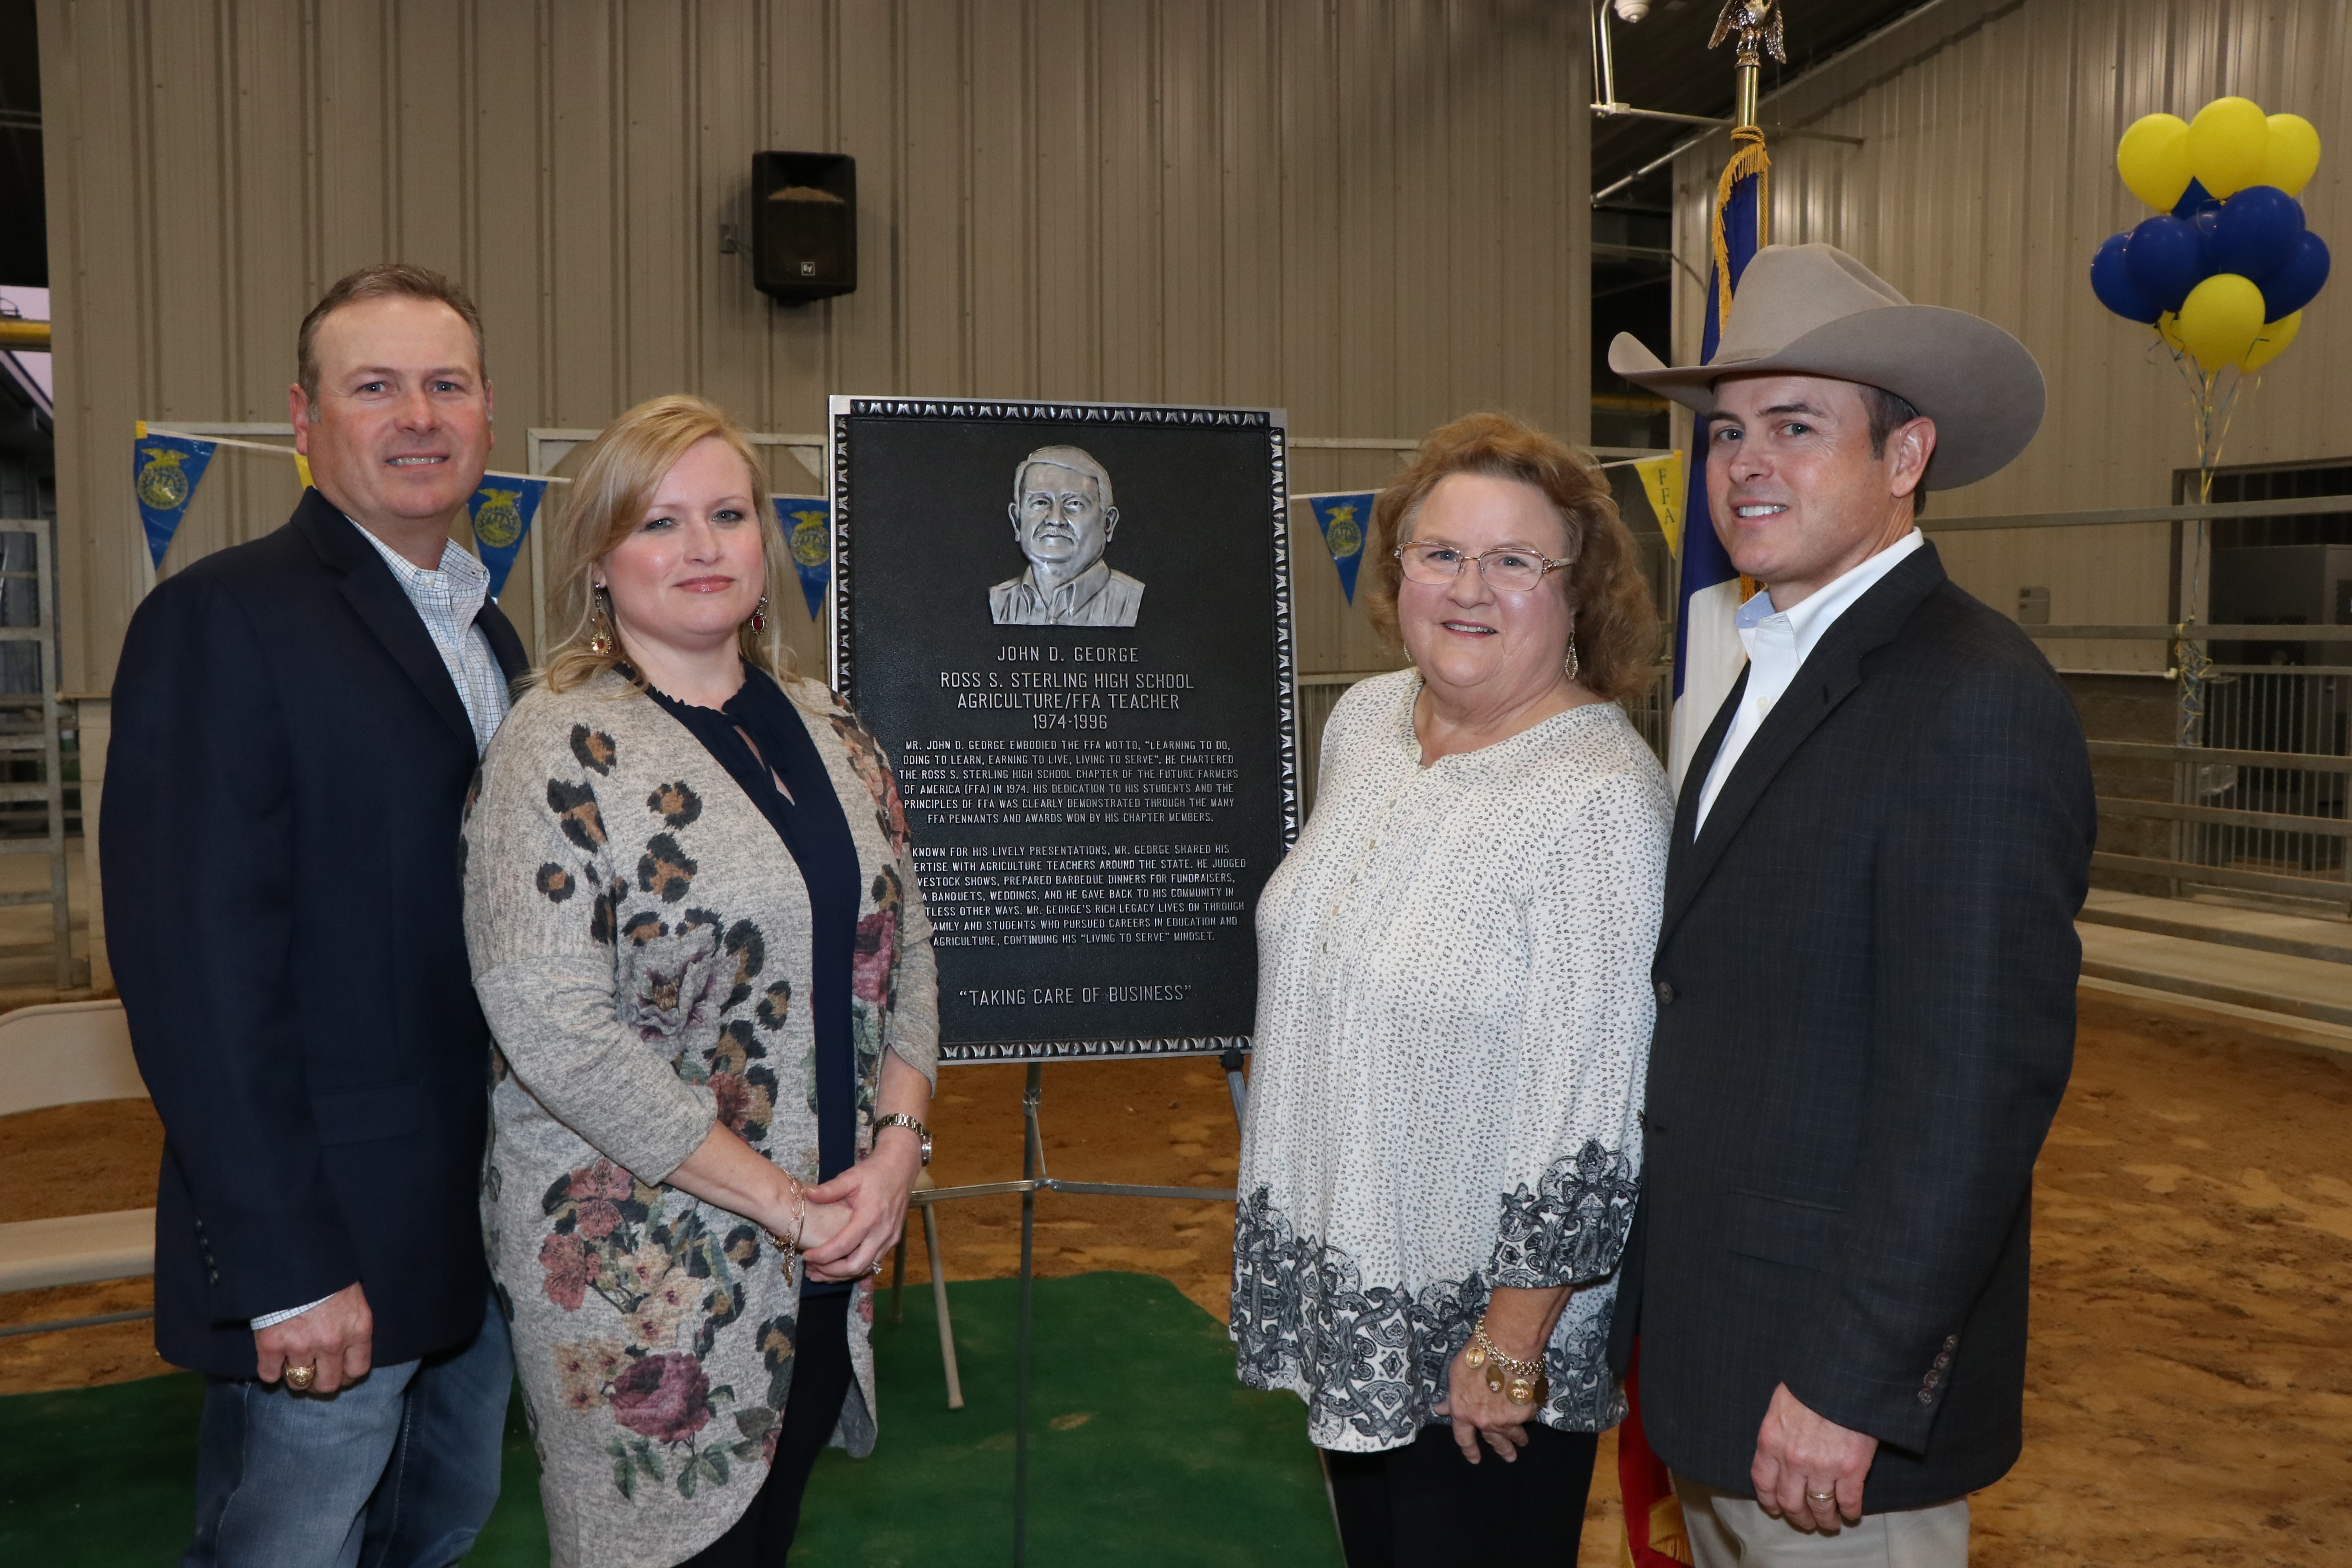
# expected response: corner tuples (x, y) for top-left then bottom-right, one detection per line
(132, 423), (218, 569)
(775, 497), (831, 620)
(1615, 114), (1775, 1568)
(465, 477), (550, 600)
(1667, 138), (1768, 794)
(1299, 492), (1376, 605)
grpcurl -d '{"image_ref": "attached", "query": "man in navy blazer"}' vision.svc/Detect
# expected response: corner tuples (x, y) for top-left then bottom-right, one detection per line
(105, 265), (526, 1567)
(1602, 246), (2096, 1564)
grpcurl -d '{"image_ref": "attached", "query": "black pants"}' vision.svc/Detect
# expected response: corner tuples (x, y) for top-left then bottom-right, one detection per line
(678, 1290), (855, 1568)
(1323, 1423), (1597, 1568)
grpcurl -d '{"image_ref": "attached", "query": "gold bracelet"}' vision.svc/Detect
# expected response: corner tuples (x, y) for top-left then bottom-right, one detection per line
(764, 1176), (809, 1261)
(1465, 1321), (1550, 1407)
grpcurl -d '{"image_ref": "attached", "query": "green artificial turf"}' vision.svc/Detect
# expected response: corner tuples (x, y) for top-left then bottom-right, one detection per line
(0, 1271), (1341, 1567)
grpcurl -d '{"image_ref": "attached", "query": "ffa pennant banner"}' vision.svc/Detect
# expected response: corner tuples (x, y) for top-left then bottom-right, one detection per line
(132, 426), (218, 568)
(773, 497), (831, 620)
(1299, 491), (1376, 606)
(1631, 453), (1686, 558)
(465, 477), (550, 600)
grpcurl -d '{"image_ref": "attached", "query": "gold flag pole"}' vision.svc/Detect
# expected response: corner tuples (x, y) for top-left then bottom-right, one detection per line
(1706, 1), (1786, 317)
(1716, 0), (1784, 140)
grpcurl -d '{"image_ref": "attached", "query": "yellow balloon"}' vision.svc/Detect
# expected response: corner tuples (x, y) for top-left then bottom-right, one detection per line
(2187, 96), (2270, 198)
(2261, 113), (2321, 196)
(2239, 310), (2303, 371)
(2117, 113), (2193, 209)
(2177, 273), (2268, 367)
(2157, 311), (2187, 356)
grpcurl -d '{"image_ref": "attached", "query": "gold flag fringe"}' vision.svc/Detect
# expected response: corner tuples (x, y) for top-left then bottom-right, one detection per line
(1710, 126), (1771, 328)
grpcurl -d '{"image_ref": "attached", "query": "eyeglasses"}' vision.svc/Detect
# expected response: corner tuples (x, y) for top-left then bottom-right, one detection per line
(1394, 541), (1569, 594)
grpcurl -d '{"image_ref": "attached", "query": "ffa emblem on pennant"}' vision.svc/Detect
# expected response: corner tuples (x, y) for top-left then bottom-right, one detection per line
(788, 509), (829, 568)
(472, 487), (526, 549)
(136, 447), (191, 510)
(1304, 491), (1377, 606)
(1322, 503), (1363, 560)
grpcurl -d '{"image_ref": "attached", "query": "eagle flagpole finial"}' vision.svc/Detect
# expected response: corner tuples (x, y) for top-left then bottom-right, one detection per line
(1710, 1), (1785, 132)
(1709, 0), (1787, 63)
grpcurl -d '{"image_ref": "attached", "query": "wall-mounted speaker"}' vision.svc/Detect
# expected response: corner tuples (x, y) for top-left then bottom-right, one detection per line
(753, 152), (856, 305)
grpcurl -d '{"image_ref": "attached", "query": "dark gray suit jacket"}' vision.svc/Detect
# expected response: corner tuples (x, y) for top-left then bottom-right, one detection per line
(1608, 542), (2094, 1510)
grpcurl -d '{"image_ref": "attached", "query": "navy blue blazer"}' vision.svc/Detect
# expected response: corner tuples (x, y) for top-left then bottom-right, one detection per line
(103, 489), (527, 1377)
(1608, 542), (2095, 1510)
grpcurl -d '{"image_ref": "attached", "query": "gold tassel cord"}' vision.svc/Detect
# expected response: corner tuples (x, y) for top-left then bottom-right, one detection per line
(1710, 126), (1771, 328)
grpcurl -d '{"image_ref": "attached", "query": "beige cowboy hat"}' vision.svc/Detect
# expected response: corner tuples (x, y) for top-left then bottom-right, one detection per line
(1607, 243), (2045, 490)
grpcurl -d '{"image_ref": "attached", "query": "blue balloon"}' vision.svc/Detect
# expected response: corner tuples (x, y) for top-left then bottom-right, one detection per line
(2212, 185), (2305, 281)
(2090, 232), (2161, 323)
(2260, 230), (2332, 318)
(2191, 205), (2223, 269)
(2125, 215), (2207, 314)
(2172, 178), (2216, 219)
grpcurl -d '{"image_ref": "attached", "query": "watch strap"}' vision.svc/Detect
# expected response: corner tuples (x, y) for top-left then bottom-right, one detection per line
(874, 1112), (932, 1165)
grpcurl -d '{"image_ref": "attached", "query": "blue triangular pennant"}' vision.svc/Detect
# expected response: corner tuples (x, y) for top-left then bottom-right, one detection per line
(1302, 491), (1376, 606)
(773, 497), (830, 620)
(465, 476), (549, 600)
(132, 431), (218, 568)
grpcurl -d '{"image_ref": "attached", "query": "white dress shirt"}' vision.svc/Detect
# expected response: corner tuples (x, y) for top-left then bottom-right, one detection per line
(1691, 528), (1924, 835)
(251, 521), (515, 1335)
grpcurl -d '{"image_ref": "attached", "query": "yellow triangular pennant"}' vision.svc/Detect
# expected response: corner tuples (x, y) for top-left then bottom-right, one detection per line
(1632, 452), (1685, 556)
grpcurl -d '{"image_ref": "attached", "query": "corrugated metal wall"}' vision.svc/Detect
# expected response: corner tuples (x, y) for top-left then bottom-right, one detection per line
(37, 0), (1592, 693)
(1671, 0), (2352, 673)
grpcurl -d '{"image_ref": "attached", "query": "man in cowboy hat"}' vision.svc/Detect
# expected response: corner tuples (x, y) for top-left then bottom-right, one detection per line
(1603, 243), (2095, 1564)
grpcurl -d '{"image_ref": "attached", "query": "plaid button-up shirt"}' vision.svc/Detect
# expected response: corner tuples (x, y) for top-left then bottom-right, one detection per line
(352, 521), (512, 757)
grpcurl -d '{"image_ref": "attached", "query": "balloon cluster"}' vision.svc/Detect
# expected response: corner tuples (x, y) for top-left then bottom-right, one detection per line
(2090, 97), (2328, 373)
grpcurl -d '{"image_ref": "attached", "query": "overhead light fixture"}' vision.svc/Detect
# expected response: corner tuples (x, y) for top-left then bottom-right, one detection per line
(1613, 0), (1650, 19)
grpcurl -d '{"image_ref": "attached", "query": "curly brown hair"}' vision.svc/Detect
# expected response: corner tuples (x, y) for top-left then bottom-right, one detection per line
(1362, 412), (1659, 702)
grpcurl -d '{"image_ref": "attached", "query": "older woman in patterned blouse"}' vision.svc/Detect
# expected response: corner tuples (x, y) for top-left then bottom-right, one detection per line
(463, 395), (936, 1568)
(1232, 412), (1672, 1566)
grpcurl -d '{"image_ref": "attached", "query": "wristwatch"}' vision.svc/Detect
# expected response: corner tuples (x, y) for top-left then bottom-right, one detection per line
(874, 1112), (932, 1167)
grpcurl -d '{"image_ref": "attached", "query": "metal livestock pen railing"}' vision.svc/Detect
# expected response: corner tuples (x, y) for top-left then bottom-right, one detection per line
(1307, 471), (2352, 925)
(1297, 479), (2352, 926)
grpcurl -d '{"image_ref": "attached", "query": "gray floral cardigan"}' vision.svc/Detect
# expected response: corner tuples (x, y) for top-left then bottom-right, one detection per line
(461, 666), (938, 1568)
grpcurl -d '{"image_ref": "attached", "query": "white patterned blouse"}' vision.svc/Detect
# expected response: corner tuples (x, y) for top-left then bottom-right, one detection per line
(1231, 668), (1672, 1452)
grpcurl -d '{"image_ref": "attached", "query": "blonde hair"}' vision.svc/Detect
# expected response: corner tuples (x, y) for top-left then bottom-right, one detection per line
(536, 394), (804, 695)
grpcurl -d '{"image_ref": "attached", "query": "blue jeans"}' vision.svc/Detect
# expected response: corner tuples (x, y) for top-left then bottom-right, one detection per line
(181, 1292), (513, 1568)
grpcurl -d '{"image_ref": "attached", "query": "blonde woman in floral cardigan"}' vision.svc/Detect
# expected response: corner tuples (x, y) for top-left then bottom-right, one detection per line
(463, 395), (937, 1568)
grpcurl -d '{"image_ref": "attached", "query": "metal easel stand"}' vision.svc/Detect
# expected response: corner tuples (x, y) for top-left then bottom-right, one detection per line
(907, 1046), (1250, 1566)
(0, 518), (83, 992)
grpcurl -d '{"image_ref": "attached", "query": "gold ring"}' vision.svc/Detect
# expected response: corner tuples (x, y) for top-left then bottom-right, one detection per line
(1806, 1489), (1835, 1503)
(284, 1365), (316, 1392)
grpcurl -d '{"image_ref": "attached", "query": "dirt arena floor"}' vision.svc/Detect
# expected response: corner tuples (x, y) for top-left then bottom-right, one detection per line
(5, 992), (2349, 1564)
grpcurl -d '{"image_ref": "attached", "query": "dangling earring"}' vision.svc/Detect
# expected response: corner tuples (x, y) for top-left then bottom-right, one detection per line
(748, 594), (769, 635)
(586, 586), (616, 657)
(1563, 637), (1582, 684)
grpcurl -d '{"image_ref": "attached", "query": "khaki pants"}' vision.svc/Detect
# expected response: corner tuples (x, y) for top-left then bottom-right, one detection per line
(1672, 1476), (1968, 1568)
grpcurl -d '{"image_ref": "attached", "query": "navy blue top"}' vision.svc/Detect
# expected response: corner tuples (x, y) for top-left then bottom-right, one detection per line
(642, 666), (861, 1298)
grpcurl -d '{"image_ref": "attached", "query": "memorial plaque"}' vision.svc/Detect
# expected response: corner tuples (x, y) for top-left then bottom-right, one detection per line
(829, 397), (1299, 1062)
